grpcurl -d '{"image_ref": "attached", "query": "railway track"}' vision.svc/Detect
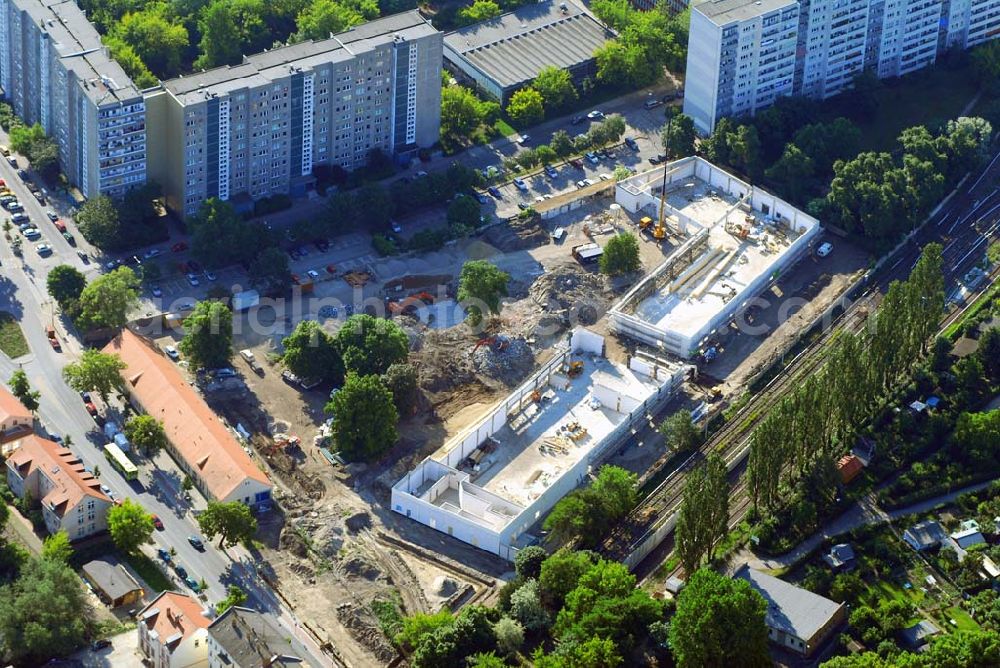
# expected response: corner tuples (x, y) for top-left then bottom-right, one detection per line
(602, 287), (879, 564)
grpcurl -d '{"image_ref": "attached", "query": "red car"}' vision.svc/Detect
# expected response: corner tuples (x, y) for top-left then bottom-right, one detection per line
(291, 274), (300, 285)
(326, 264), (337, 274)
(85, 402), (98, 417)
(171, 241), (188, 253)
(48, 337), (61, 352)
(151, 514), (164, 530)
(569, 158), (584, 169)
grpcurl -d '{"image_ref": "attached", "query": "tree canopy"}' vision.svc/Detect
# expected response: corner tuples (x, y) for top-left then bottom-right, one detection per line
(458, 260), (510, 327)
(533, 66), (578, 111)
(62, 350), (127, 404)
(76, 267), (140, 331)
(46, 265), (87, 312)
(325, 372), (398, 461)
(506, 88), (545, 126)
(179, 301), (234, 370)
(599, 233), (641, 276)
(544, 466), (637, 548)
(124, 414), (168, 454)
(335, 314), (409, 376)
(8, 369), (39, 413)
(197, 500), (258, 548)
(282, 320), (345, 385)
(669, 568), (770, 668)
(0, 557), (88, 663)
(108, 499), (155, 554)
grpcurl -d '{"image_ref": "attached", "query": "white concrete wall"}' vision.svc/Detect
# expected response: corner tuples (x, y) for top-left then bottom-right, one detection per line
(571, 328), (605, 355)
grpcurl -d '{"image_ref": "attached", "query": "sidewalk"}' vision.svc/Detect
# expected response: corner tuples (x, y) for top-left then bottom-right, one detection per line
(735, 478), (998, 572)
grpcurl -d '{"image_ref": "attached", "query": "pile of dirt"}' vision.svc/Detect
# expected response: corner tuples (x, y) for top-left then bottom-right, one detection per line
(471, 336), (535, 386)
(335, 603), (398, 665)
(484, 216), (550, 252)
(278, 526), (309, 558)
(529, 262), (613, 326)
(433, 576), (458, 597)
(342, 555), (383, 581)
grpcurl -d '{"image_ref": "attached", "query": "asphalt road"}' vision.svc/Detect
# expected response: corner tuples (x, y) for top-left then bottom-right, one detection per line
(0, 152), (332, 664)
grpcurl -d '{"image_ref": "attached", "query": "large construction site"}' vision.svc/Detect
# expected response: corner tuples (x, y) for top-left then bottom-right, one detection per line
(610, 157), (822, 358)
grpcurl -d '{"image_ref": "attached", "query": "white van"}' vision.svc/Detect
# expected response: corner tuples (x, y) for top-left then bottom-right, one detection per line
(816, 242), (833, 257)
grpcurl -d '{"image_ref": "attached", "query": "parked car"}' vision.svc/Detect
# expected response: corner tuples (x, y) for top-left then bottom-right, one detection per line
(576, 178), (594, 188)
(184, 576), (200, 592)
(62, 232), (76, 245)
(91, 639), (112, 652)
(46, 210), (58, 221)
(624, 137), (639, 151)
(587, 110), (604, 120)
(174, 565), (188, 579)
(391, 222), (402, 234)
(36, 243), (53, 256)
(476, 192), (490, 204)
(569, 158), (584, 169)
(187, 260), (202, 272)
(16, 169), (27, 180)
(643, 98), (664, 110)
(517, 202), (529, 210)
(151, 285), (162, 298)
(23, 229), (41, 241)
(164, 345), (179, 360)
(143, 248), (162, 259)
(151, 515), (164, 530)
(157, 548), (171, 562)
(816, 242), (833, 257)
(186, 274), (200, 287)
(487, 186), (502, 199)
(171, 241), (188, 252)
(307, 269), (320, 280)
(585, 152), (599, 165)
(187, 535), (205, 550)
(512, 177), (528, 191)
(545, 165), (558, 178)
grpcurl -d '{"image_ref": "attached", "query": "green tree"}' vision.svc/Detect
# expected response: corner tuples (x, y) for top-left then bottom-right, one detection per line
(75, 194), (121, 249)
(509, 578), (549, 631)
(104, 36), (159, 88)
(124, 414), (168, 454)
(456, 0), (501, 26)
(544, 466), (636, 547)
(62, 349), (127, 404)
(8, 369), (39, 413)
(668, 568), (771, 668)
(599, 233), (640, 276)
(76, 266), (140, 331)
(506, 88), (545, 127)
(335, 314), (409, 376)
(978, 327), (1000, 383)
(179, 301), (233, 370)
(197, 500), (258, 548)
(766, 143), (815, 202)
(248, 246), (292, 292)
(658, 410), (700, 454)
(382, 362), (419, 417)
(675, 454), (729, 574)
(295, 0), (367, 41)
(550, 130), (574, 157)
(411, 605), (498, 668)
(41, 531), (73, 564)
(513, 545), (547, 580)
(282, 320), (344, 385)
(468, 652), (509, 668)
(110, 3), (189, 78)
(458, 260), (510, 326)
(662, 113), (696, 159)
(107, 499), (155, 554)
(395, 610), (454, 652)
(554, 559), (663, 652)
(325, 372), (398, 461)
(215, 584), (248, 614)
(447, 195), (482, 232)
(952, 410), (1000, 466)
(538, 548), (596, 609)
(441, 85), (495, 150)
(533, 66), (578, 111)
(0, 557), (88, 663)
(535, 145), (557, 165)
(493, 617), (523, 656)
(189, 198), (271, 268)
(533, 637), (623, 668)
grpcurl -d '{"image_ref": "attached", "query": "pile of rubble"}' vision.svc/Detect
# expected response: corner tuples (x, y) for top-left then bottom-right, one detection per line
(335, 603), (398, 665)
(529, 262), (613, 326)
(472, 336), (535, 387)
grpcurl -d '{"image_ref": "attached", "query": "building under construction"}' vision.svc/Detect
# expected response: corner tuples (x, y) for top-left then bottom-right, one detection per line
(610, 157), (822, 359)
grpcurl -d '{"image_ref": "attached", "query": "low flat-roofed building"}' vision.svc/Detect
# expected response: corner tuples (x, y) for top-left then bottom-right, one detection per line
(105, 330), (272, 509)
(137, 591), (212, 668)
(5, 434), (112, 540)
(610, 156), (821, 358)
(443, 0), (613, 104)
(393, 328), (691, 560)
(82, 557), (143, 608)
(735, 564), (847, 657)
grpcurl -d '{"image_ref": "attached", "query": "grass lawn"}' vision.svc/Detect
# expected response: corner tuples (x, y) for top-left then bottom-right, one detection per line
(0, 312), (28, 359)
(860, 579), (926, 608)
(125, 552), (172, 593)
(943, 606), (981, 632)
(494, 118), (517, 138)
(823, 66), (981, 152)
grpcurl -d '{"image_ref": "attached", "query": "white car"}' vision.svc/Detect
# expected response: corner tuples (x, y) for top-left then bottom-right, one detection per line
(576, 179), (594, 188)
(143, 248), (162, 259)
(513, 177), (528, 191)
(587, 110), (605, 120)
(46, 210), (57, 221)
(307, 269), (320, 280)
(816, 242), (833, 258)
(164, 345), (179, 360)
(391, 222), (403, 234)
(187, 273), (200, 287)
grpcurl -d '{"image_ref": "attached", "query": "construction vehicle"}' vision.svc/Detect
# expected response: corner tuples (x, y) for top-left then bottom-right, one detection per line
(639, 216), (654, 231)
(473, 335), (510, 354)
(567, 360), (584, 377)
